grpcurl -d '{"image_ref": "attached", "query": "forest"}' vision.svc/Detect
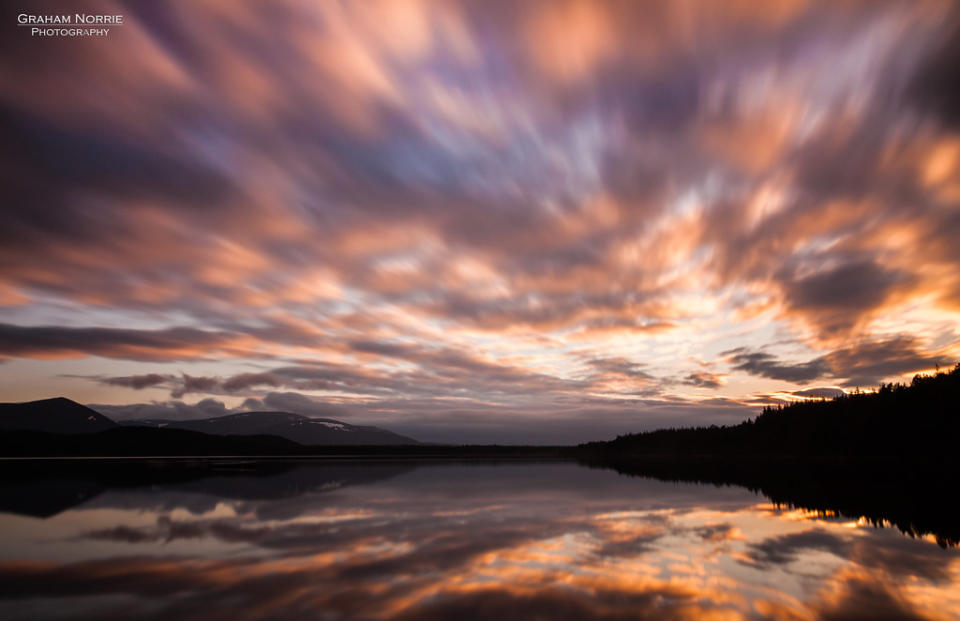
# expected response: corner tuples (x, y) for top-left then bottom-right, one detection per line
(579, 363), (960, 459)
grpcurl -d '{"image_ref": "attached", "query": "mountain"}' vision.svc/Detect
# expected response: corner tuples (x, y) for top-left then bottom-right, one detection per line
(0, 397), (118, 434)
(0, 427), (303, 459)
(120, 411), (419, 445)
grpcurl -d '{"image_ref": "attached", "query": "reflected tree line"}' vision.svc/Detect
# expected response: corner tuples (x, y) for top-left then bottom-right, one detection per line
(577, 364), (960, 547)
(1, 455), (958, 549)
(587, 457), (960, 548)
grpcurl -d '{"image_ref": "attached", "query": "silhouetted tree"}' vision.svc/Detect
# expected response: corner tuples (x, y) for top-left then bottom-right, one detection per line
(579, 363), (960, 459)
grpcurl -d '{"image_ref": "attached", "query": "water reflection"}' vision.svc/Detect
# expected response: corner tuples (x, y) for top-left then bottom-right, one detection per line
(0, 461), (957, 620)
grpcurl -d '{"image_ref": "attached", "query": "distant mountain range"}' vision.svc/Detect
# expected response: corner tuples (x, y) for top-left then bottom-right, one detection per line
(120, 411), (418, 445)
(9, 364), (957, 460)
(0, 397), (418, 448)
(0, 397), (563, 458)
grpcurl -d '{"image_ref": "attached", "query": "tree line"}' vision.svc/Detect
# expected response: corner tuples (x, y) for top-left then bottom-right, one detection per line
(579, 363), (960, 458)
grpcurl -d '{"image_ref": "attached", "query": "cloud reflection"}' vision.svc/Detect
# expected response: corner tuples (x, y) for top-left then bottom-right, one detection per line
(1, 463), (958, 620)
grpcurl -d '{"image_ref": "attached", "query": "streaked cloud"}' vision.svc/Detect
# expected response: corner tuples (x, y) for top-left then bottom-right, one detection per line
(724, 348), (830, 383)
(0, 0), (958, 441)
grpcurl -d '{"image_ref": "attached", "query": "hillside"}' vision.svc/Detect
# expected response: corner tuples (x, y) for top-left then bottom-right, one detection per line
(0, 397), (117, 434)
(0, 427), (303, 458)
(120, 411), (419, 445)
(581, 363), (960, 459)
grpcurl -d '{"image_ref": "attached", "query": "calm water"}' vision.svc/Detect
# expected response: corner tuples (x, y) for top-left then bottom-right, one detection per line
(0, 460), (957, 620)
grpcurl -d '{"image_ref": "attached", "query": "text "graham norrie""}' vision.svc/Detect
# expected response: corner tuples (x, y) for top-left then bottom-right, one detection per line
(18, 14), (124, 25)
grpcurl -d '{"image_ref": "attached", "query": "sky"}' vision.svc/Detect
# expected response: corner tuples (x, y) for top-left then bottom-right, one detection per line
(1, 0), (959, 444)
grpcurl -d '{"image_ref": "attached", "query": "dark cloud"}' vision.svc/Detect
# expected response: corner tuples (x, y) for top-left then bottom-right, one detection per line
(742, 528), (851, 568)
(725, 348), (830, 383)
(81, 525), (160, 545)
(824, 337), (952, 387)
(83, 370), (298, 399)
(778, 260), (911, 335)
(689, 523), (739, 543)
(813, 572), (932, 621)
(92, 398), (231, 422)
(791, 387), (846, 399)
(784, 262), (902, 311)
(102, 374), (169, 390)
(849, 531), (960, 583)
(247, 392), (359, 420)
(743, 523), (960, 590)
(171, 374), (220, 398)
(92, 391), (361, 424)
(392, 586), (702, 621)
(0, 323), (239, 362)
(727, 337), (951, 388)
(584, 357), (652, 379)
(0, 102), (232, 225)
(220, 372), (283, 393)
(679, 372), (724, 389)
(908, 18), (960, 129)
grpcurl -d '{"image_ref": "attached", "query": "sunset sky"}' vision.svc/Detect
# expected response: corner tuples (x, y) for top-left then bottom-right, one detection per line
(1, 0), (959, 443)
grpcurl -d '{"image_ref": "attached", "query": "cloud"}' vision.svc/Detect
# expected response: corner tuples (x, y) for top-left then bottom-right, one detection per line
(726, 336), (952, 388)
(583, 357), (652, 380)
(791, 387), (846, 399)
(0, 462), (766, 620)
(102, 374), (169, 390)
(823, 337), (952, 387)
(92, 398), (232, 422)
(7, 463), (951, 621)
(171, 374), (221, 399)
(908, 18), (960, 129)
(812, 569), (932, 621)
(242, 392), (359, 420)
(679, 372), (725, 389)
(742, 528), (851, 568)
(778, 260), (913, 336)
(0, 323), (242, 362)
(725, 349), (830, 383)
(220, 372), (283, 393)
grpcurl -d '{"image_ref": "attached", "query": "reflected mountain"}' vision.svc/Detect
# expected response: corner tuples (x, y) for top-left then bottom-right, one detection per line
(0, 474), (103, 519)
(0, 460), (414, 518)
